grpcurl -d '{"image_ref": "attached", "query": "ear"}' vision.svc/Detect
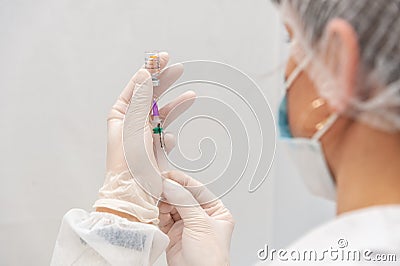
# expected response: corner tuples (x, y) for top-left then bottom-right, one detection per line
(323, 18), (360, 112)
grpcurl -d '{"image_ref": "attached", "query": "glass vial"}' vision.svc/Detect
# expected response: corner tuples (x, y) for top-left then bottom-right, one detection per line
(145, 51), (161, 87)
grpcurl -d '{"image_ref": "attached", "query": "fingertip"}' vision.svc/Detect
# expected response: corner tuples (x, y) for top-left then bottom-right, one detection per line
(182, 90), (197, 99)
(161, 170), (180, 178)
(166, 170), (184, 179)
(120, 68), (152, 103)
(186, 90), (196, 96)
(132, 69), (154, 100)
(163, 63), (184, 75)
(134, 68), (152, 84)
(162, 178), (182, 195)
(159, 51), (169, 58)
(164, 178), (181, 186)
(183, 90), (197, 104)
(163, 170), (190, 188)
(161, 171), (170, 178)
(159, 52), (170, 69)
(158, 201), (174, 213)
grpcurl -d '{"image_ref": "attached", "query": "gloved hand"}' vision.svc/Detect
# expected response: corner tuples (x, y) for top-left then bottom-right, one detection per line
(159, 170), (235, 266)
(94, 53), (196, 224)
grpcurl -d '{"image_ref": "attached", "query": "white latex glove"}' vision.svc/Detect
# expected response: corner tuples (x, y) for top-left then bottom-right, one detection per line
(94, 53), (196, 224)
(159, 170), (235, 266)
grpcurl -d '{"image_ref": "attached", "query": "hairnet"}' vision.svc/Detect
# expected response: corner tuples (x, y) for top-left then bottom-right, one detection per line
(272, 0), (400, 132)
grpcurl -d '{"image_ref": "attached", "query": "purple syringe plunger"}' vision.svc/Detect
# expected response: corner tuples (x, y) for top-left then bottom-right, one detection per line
(152, 99), (160, 117)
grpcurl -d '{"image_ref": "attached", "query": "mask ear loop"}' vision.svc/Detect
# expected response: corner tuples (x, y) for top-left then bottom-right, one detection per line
(283, 47), (339, 141)
(303, 98), (339, 141)
(312, 112), (339, 141)
(284, 52), (313, 90)
(284, 46), (339, 140)
(297, 98), (339, 140)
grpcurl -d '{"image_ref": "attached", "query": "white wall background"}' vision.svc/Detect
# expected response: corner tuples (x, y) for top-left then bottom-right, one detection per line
(0, 0), (335, 265)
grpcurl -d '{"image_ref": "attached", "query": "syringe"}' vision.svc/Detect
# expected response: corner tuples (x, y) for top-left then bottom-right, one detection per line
(151, 99), (164, 149)
(145, 51), (169, 172)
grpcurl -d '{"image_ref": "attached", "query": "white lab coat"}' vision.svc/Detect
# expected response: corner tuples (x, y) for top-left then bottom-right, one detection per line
(257, 205), (400, 265)
(51, 206), (400, 265)
(50, 209), (169, 266)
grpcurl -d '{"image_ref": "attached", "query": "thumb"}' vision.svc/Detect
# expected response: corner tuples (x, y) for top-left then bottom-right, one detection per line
(124, 69), (153, 136)
(162, 178), (207, 222)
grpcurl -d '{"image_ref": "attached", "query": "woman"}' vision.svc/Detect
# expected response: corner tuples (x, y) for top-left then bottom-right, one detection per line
(51, 0), (400, 265)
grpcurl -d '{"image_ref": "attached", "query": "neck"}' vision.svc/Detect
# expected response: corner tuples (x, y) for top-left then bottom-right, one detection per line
(331, 121), (400, 215)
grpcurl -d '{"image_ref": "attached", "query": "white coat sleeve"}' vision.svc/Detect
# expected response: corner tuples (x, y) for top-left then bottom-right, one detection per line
(50, 209), (169, 266)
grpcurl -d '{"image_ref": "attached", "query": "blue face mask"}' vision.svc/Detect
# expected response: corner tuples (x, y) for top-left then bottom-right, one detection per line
(278, 59), (339, 202)
(278, 96), (293, 138)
